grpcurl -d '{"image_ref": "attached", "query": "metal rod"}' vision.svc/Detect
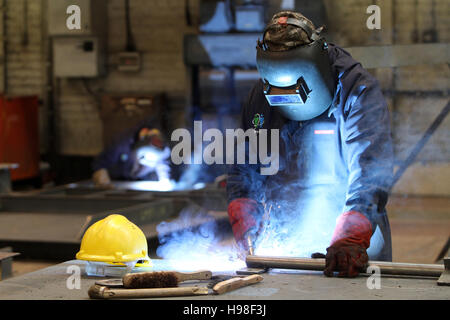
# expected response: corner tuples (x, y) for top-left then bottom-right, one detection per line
(246, 256), (445, 278)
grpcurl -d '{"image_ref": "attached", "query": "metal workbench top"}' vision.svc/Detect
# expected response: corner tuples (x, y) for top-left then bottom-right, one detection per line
(0, 260), (448, 300)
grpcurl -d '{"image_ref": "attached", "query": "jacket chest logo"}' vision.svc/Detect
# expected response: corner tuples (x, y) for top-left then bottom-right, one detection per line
(252, 113), (265, 131)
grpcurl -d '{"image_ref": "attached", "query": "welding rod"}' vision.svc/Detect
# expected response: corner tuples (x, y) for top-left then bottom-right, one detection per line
(246, 256), (445, 278)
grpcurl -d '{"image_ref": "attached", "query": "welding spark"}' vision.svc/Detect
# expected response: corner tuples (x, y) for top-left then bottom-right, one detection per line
(156, 207), (247, 272)
(125, 180), (176, 192)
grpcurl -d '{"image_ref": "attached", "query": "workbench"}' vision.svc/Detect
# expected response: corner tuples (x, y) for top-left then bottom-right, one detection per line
(0, 182), (229, 260)
(0, 260), (448, 300)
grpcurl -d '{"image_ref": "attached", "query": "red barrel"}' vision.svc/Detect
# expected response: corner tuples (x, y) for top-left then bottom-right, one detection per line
(0, 96), (39, 181)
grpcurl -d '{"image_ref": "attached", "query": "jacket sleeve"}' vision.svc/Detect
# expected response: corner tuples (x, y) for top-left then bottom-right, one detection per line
(341, 70), (394, 229)
(92, 134), (134, 173)
(226, 85), (267, 204)
(92, 144), (122, 172)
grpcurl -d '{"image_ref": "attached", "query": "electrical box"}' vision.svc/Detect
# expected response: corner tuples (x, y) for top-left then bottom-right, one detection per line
(48, 0), (107, 77)
(53, 37), (104, 77)
(117, 52), (142, 72)
(47, 0), (107, 36)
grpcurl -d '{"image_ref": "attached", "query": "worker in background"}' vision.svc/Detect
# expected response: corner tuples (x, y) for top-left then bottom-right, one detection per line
(92, 127), (171, 187)
(227, 11), (394, 277)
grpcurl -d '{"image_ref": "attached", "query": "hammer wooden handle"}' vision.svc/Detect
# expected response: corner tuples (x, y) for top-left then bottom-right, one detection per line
(213, 275), (263, 295)
(89, 285), (209, 299)
(173, 270), (212, 282)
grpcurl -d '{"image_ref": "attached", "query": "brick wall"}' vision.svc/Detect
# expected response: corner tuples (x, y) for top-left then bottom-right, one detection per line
(3, 0), (45, 95)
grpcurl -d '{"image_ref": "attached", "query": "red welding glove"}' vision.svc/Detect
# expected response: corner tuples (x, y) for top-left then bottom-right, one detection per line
(227, 198), (261, 251)
(324, 211), (372, 278)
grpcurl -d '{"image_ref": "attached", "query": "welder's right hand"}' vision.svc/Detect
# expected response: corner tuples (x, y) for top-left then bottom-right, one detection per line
(92, 168), (113, 188)
(227, 198), (262, 253)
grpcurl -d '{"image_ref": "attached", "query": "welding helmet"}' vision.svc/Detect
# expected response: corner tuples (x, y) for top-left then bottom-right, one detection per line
(76, 214), (151, 265)
(256, 15), (335, 121)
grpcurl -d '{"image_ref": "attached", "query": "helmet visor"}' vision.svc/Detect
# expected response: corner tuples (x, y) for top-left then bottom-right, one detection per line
(263, 76), (310, 106)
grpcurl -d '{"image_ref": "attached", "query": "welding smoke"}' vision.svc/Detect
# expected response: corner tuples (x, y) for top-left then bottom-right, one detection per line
(156, 205), (245, 272)
(174, 120), (230, 190)
(253, 188), (344, 258)
(232, 125), (349, 258)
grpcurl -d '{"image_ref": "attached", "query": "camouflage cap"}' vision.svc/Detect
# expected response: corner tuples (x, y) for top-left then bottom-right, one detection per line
(263, 11), (317, 52)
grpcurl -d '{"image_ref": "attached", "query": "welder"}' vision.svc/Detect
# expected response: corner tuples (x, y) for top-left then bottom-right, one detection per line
(227, 11), (394, 278)
(92, 127), (171, 187)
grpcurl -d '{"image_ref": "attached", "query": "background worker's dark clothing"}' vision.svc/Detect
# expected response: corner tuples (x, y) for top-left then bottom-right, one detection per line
(227, 43), (394, 261)
(92, 127), (159, 181)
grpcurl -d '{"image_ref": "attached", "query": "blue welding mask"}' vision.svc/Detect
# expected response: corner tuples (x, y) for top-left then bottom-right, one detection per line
(256, 18), (335, 121)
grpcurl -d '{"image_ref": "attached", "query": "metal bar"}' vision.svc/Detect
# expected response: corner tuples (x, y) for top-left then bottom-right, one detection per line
(246, 256), (445, 278)
(184, 34), (449, 68)
(389, 100), (450, 191)
(436, 237), (450, 262)
(0, 196), (151, 213)
(0, 251), (20, 280)
(0, 169), (11, 194)
(437, 258), (450, 286)
(184, 33), (260, 67)
(344, 43), (449, 69)
(0, 164), (18, 194)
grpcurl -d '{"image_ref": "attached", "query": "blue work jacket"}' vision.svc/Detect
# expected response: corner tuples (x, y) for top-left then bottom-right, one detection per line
(227, 44), (394, 260)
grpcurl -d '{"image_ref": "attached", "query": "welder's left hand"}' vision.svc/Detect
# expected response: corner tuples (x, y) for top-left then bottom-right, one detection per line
(323, 211), (372, 278)
(324, 240), (369, 277)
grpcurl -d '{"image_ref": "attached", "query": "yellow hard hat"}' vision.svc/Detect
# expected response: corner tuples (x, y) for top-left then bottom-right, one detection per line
(76, 214), (150, 264)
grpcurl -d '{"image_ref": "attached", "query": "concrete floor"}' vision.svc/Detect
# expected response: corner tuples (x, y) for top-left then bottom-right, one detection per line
(6, 195), (450, 281)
